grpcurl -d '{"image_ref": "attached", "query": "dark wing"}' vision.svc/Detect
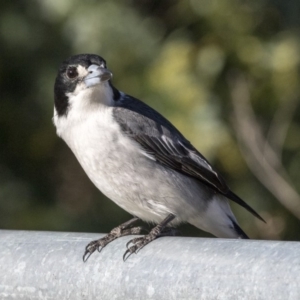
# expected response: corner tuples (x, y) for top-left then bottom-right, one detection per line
(113, 95), (264, 222)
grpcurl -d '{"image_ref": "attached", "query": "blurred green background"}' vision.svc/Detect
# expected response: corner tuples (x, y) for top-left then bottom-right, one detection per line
(1, 0), (300, 240)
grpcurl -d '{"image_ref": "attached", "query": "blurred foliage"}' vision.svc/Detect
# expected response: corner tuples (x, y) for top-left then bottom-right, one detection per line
(0, 0), (300, 240)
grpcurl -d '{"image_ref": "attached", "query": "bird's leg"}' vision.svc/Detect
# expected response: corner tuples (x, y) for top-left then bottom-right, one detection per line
(159, 226), (178, 237)
(83, 217), (143, 262)
(123, 214), (175, 261)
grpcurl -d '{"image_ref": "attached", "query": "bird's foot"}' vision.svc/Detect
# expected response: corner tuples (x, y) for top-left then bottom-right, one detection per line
(83, 217), (143, 262)
(123, 226), (177, 261)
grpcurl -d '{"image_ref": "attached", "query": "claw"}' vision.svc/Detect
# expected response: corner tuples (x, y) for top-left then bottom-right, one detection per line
(85, 243), (91, 251)
(83, 250), (92, 262)
(97, 246), (104, 253)
(126, 239), (133, 249)
(134, 245), (142, 254)
(82, 240), (98, 261)
(123, 248), (134, 261)
(123, 215), (176, 261)
(82, 217), (142, 261)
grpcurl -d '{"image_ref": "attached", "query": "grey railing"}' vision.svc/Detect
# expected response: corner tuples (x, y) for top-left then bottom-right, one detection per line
(0, 230), (299, 299)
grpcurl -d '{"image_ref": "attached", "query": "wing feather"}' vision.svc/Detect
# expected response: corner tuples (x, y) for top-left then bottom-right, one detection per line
(113, 95), (264, 222)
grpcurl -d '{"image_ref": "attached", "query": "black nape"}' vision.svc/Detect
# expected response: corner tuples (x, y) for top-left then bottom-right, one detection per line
(109, 81), (121, 101)
(54, 74), (74, 117)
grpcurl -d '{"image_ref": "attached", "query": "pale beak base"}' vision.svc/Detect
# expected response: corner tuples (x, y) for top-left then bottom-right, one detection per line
(85, 64), (113, 87)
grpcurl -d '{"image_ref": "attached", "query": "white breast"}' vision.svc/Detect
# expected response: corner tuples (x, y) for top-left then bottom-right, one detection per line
(57, 106), (136, 197)
(54, 103), (167, 219)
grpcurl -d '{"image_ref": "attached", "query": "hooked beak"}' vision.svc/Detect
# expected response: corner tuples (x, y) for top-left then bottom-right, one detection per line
(84, 64), (113, 88)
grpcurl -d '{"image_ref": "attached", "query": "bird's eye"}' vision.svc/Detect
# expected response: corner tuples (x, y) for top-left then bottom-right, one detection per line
(66, 67), (78, 79)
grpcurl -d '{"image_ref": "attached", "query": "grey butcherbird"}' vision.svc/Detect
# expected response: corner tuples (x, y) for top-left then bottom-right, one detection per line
(53, 54), (264, 261)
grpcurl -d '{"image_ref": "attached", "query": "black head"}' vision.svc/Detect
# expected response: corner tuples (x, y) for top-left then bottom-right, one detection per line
(54, 54), (117, 117)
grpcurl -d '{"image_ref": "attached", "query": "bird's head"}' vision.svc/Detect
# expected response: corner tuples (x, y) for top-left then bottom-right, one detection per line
(54, 54), (115, 118)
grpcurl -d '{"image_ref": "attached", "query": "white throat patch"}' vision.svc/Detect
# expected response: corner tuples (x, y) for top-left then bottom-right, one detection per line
(53, 81), (114, 136)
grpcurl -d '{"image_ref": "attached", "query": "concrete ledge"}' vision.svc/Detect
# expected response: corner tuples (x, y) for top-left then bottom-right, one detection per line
(0, 230), (299, 299)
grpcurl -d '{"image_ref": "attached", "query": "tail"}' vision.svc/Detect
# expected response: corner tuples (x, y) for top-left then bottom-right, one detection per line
(226, 190), (266, 223)
(231, 218), (249, 239)
(188, 196), (250, 239)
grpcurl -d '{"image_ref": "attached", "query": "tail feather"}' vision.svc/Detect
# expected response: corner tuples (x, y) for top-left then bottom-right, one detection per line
(232, 219), (249, 239)
(226, 190), (265, 223)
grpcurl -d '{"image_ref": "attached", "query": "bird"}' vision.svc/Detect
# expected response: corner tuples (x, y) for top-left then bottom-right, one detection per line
(53, 53), (264, 261)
